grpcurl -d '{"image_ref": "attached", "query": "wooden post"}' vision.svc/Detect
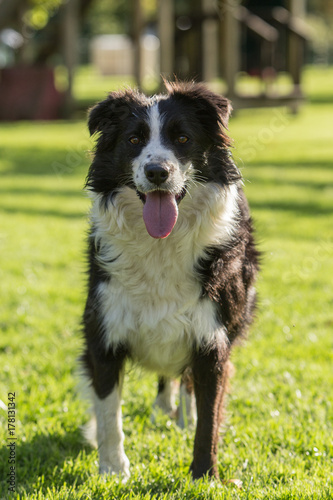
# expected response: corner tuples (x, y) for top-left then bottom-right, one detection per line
(131, 0), (143, 90)
(62, 0), (79, 116)
(158, 0), (174, 80)
(62, 0), (78, 114)
(202, 0), (218, 82)
(288, 0), (305, 92)
(220, 0), (240, 98)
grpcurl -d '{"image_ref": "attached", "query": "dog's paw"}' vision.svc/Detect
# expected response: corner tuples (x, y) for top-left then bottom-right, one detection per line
(99, 455), (130, 482)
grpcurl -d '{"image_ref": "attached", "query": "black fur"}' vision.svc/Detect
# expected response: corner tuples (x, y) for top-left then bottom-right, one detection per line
(81, 81), (259, 480)
(197, 189), (260, 344)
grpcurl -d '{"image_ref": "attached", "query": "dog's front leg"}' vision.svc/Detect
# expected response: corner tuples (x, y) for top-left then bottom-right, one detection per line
(89, 347), (130, 480)
(190, 344), (230, 479)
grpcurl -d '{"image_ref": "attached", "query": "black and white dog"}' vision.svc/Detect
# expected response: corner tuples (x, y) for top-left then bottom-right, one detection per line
(81, 81), (259, 480)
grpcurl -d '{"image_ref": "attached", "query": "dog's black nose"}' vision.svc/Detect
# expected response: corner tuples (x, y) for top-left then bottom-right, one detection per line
(144, 164), (169, 186)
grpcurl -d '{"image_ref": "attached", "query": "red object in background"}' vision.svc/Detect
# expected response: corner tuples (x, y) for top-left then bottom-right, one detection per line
(0, 66), (66, 120)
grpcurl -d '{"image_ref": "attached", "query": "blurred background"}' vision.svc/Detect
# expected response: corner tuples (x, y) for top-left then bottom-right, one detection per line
(0, 0), (332, 119)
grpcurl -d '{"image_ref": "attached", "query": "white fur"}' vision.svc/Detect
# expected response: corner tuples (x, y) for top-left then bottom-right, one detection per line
(93, 373), (130, 480)
(89, 180), (239, 376)
(132, 103), (186, 195)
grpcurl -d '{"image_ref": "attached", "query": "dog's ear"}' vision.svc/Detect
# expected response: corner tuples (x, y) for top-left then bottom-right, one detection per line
(164, 80), (232, 145)
(196, 90), (232, 137)
(211, 94), (232, 129)
(88, 90), (138, 137)
(88, 99), (112, 136)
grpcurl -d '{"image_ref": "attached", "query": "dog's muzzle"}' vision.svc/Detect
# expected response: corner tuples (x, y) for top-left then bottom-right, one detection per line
(144, 163), (169, 186)
(136, 163), (186, 240)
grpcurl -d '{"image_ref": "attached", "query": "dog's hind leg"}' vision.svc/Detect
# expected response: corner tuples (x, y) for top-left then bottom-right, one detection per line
(190, 344), (231, 479)
(152, 376), (177, 419)
(178, 368), (197, 428)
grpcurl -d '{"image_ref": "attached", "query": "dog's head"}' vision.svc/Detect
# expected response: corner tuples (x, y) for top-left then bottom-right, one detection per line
(87, 81), (241, 239)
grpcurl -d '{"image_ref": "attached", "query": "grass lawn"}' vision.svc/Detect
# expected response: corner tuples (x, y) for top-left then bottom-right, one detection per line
(0, 67), (333, 499)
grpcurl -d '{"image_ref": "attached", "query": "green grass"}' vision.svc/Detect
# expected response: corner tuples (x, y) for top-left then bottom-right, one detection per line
(0, 67), (333, 499)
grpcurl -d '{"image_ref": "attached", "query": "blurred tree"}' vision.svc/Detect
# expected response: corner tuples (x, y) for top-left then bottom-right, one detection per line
(24, 0), (64, 30)
(84, 0), (156, 37)
(307, 0), (333, 63)
(307, 0), (333, 17)
(84, 0), (131, 36)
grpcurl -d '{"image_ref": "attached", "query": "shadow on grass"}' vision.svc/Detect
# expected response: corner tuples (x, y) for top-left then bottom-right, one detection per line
(309, 96), (333, 105)
(0, 185), (88, 219)
(0, 430), (188, 498)
(0, 147), (89, 177)
(246, 160), (333, 171)
(0, 205), (86, 219)
(0, 186), (85, 197)
(247, 177), (332, 191)
(249, 199), (332, 215)
(0, 429), (92, 496)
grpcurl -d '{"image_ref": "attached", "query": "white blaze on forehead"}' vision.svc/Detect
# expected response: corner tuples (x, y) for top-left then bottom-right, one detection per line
(138, 102), (177, 165)
(131, 102), (186, 194)
(143, 102), (173, 162)
(148, 102), (162, 144)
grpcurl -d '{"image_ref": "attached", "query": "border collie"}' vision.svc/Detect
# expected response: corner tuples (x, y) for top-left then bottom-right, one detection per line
(81, 81), (259, 481)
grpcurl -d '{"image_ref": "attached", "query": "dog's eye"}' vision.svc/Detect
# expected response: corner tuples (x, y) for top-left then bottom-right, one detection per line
(129, 136), (140, 145)
(177, 135), (189, 144)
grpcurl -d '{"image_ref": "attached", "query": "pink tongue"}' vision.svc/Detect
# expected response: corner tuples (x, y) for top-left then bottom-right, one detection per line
(143, 191), (178, 239)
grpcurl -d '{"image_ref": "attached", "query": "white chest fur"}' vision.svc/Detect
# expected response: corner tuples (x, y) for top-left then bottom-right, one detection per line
(90, 182), (239, 375)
